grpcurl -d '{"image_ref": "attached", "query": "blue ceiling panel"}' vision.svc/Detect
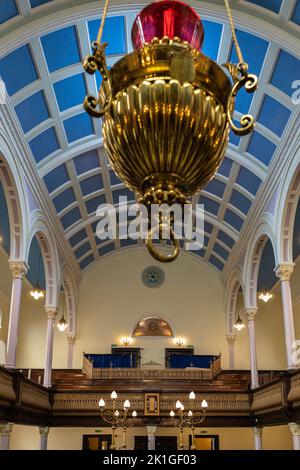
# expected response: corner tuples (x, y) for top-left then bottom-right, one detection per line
(0, 0), (19, 25)
(224, 209), (244, 231)
(29, 127), (59, 163)
(230, 189), (252, 215)
(247, 132), (276, 166)
(27, 236), (46, 290)
(43, 164), (69, 193)
(271, 50), (300, 96)
(217, 157), (233, 178)
(60, 206), (81, 230)
(52, 187), (76, 213)
(198, 196), (220, 216)
(80, 174), (103, 196)
(209, 255), (224, 271)
(230, 31), (268, 114)
(88, 16), (126, 56)
(120, 239), (138, 248)
(64, 113), (94, 143)
(41, 26), (80, 73)
(73, 150), (99, 175)
(292, 1), (300, 25)
(213, 242), (229, 261)
(15, 91), (49, 133)
(203, 236), (209, 247)
(85, 195), (106, 214)
(204, 179), (226, 198)
(95, 235), (107, 246)
(217, 230), (235, 249)
(79, 253), (95, 270)
(54, 73), (86, 112)
(0, 45), (38, 96)
(192, 248), (205, 257)
(0, 182), (11, 253)
(229, 126), (241, 147)
(69, 228), (87, 247)
(245, 0), (282, 14)
(236, 167), (262, 195)
(201, 20), (222, 61)
(74, 241), (91, 260)
(204, 221), (213, 234)
(110, 170), (122, 186)
(258, 95), (291, 136)
(99, 243), (115, 256)
(30, 0), (53, 7)
(112, 188), (135, 204)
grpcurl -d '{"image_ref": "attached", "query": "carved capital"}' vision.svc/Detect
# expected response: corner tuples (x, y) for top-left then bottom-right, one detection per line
(45, 307), (58, 320)
(0, 422), (13, 436)
(275, 264), (294, 281)
(67, 333), (76, 345)
(253, 426), (263, 437)
(9, 261), (28, 279)
(39, 426), (50, 436)
(289, 422), (300, 437)
(226, 335), (236, 345)
(147, 426), (157, 435)
(244, 308), (258, 322)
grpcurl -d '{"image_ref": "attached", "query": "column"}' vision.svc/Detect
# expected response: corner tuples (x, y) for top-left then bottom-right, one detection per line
(0, 423), (13, 450)
(67, 333), (76, 369)
(43, 307), (58, 388)
(6, 262), (28, 368)
(39, 426), (50, 450)
(245, 308), (259, 389)
(275, 264), (296, 369)
(289, 422), (300, 450)
(226, 335), (236, 369)
(147, 425), (157, 450)
(253, 427), (263, 450)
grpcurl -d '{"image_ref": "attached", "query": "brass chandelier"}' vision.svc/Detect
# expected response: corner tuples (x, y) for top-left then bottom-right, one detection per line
(84, 0), (258, 262)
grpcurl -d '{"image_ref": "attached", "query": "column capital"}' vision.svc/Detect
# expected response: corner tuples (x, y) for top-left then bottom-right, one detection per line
(67, 333), (77, 345)
(244, 308), (258, 321)
(226, 334), (236, 344)
(147, 426), (157, 435)
(9, 261), (28, 278)
(289, 422), (300, 437)
(275, 264), (294, 281)
(45, 306), (58, 320)
(39, 426), (50, 436)
(253, 426), (263, 437)
(0, 422), (13, 436)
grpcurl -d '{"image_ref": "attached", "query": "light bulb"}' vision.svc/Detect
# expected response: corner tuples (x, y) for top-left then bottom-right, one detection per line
(111, 391), (117, 399)
(124, 399), (130, 409)
(201, 399), (208, 408)
(132, 410), (137, 417)
(57, 315), (68, 332)
(170, 410), (175, 417)
(189, 391), (196, 400)
(181, 404), (185, 411)
(175, 400), (182, 409)
(115, 410), (120, 417)
(188, 410), (193, 416)
(234, 315), (245, 331)
(99, 398), (105, 408)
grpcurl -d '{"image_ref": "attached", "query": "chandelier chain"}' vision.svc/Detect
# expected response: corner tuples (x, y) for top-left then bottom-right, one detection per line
(97, 0), (110, 44)
(224, 0), (244, 64)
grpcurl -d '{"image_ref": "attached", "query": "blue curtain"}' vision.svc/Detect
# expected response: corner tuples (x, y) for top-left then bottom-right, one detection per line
(85, 354), (136, 368)
(169, 355), (216, 369)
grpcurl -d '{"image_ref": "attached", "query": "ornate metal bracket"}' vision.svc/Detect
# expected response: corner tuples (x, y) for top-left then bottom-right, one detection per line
(83, 41), (112, 117)
(224, 62), (258, 136)
(146, 225), (180, 263)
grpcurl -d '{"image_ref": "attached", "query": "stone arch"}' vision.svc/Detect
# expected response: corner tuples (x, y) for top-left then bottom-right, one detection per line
(225, 267), (244, 336)
(275, 152), (300, 264)
(62, 267), (78, 335)
(0, 133), (28, 260)
(27, 218), (61, 307)
(242, 219), (276, 308)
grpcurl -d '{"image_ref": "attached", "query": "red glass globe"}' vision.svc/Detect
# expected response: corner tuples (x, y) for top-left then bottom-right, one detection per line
(131, 0), (204, 51)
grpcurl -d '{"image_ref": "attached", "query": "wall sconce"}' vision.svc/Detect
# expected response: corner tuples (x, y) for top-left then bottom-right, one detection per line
(175, 338), (184, 347)
(122, 337), (130, 347)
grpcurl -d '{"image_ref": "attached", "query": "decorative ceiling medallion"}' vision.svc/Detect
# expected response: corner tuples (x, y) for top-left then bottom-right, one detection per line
(133, 317), (173, 337)
(142, 265), (165, 288)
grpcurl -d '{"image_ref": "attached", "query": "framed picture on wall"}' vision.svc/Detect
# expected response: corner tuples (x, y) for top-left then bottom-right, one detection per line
(144, 393), (160, 416)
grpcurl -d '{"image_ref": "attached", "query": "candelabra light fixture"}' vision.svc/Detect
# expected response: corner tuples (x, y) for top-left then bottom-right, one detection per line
(57, 291), (68, 332)
(84, 0), (258, 263)
(99, 391), (137, 449)
(233, 313), (245, 331)
(121, 337), (130, 347)
(258, 289), (273, 303)
(30, 248), (44, 301)
(175, 338), (184, 347)
(170, 391), (208, 449)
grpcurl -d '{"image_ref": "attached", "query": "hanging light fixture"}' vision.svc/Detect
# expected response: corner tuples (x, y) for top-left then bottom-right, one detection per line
(258, 289), (273, 303)
(84, 0), (258, 262)
(234, 314), (245, 331)
(30, 247), (44, 301)
(57, 290), (68, 332)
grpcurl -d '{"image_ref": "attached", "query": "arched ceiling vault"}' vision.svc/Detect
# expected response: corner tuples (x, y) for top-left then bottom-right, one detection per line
(0, 0), (299, 275)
